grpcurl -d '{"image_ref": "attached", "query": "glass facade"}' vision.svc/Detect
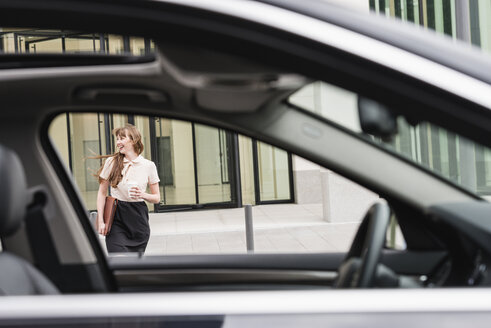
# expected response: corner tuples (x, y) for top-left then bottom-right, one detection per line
(256, 142), (292, 202)
(238, 136), (256, 206)
(369, 0), (491, 51)
(195, 124), (233, 204)
(154, 118), (197, 206)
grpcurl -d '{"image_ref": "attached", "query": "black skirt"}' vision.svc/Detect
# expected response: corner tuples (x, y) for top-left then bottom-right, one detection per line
(105, 200), (150, 253)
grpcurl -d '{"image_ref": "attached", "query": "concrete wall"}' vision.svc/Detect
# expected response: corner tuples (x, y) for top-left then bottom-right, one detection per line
(292, 156), (323, 204)
(293, 154), (379, 223)
(320, 169), (379, 223)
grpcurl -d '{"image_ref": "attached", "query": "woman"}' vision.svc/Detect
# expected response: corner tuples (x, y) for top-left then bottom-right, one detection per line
(96, 124), (160, 253)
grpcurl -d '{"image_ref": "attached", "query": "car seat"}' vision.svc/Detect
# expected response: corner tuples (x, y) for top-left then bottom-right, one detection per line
(0, 145), (59, 295)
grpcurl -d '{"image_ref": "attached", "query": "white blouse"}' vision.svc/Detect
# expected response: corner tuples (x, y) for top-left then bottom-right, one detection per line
(99, 155), (160, 202)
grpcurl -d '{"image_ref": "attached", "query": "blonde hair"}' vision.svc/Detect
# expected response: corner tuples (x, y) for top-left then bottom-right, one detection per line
(95, 124), (144, 188)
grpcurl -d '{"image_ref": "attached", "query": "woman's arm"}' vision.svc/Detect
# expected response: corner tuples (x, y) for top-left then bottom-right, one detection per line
(136, 182), (160, 204)
(96, 179), (109, 235)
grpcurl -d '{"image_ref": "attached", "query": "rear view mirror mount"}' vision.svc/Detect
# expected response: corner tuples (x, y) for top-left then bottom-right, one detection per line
(357, 97), (398, 142)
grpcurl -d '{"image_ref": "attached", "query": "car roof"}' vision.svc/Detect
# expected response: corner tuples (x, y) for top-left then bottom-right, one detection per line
(261, 0), (491, 85)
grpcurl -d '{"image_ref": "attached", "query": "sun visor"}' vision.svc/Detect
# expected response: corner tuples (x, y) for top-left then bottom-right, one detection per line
(156, 43), (309, 112)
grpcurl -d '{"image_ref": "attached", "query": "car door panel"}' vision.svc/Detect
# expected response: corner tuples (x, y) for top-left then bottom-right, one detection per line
(107, 250), (447, 291)
(109, 253), (344, 291)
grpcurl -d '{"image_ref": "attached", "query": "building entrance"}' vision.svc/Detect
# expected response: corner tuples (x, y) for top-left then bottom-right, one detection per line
(150, 118), (239, 211)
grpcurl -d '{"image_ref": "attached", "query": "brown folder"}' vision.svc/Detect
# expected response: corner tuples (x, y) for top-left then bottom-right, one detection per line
(103, 196), (118, 235)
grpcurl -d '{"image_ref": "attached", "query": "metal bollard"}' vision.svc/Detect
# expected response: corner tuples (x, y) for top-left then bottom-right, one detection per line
(244, 204), (254, 252)
(89, 211), (98, 231)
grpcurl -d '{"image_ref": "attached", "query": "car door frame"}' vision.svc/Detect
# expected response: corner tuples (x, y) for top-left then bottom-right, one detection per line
(0, 0), (489, 292)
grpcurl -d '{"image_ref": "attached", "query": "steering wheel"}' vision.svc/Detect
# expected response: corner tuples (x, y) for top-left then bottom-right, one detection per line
(335, 202), (390, 288)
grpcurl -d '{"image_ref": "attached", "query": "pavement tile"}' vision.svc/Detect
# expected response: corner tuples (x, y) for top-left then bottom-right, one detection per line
(165, 235), (192, 250)
(150, 213), (176, 221)
(176, 218), (223, 233)
(269, 215), (323, 224)
(252, 215), (275, 223)
(286, 226), (317, 237)
(220, 247), (247, 254)
(146, 236), (166, 253)
(175, 210), (220, 220)
(302, 204), (323, 216)
(217, 208), (247, 217)
(254, 229), (273, 237)
(253, 241), (276, 252)
(262, 230), (292, 240)
(318, 235), (353, 252)
(165, 249), (196, 255)
(215, 231), (246, 240)
(294, 234), (336, 252)
(248, 207), (267, 216)
(191, 235), (219, 249)
(332, 223), (360, 232)
(270, 241), (307, 253)
(150, 221), (176, 234)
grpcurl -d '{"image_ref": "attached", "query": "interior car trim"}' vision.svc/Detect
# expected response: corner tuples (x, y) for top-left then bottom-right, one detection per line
(114, 269), (338, 287)
(381, 250), (448, 275)
(38, 115), (117, 292)
(75, 87), (168, 103)
(108, 253), (345, 271)
(114, 269), (337, 287)
(0, 59), (161, 82)
(107, 251), (446, 278)
(35, 133), (99, 264)
(0, 53), (156, 69)
(428, 203), (491, 254)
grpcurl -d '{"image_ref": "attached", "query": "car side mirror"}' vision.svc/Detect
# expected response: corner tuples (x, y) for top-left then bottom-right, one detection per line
(357, 97), (398, 141)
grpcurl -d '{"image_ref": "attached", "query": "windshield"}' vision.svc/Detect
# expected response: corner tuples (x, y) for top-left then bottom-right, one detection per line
(289, 81), (491, 200)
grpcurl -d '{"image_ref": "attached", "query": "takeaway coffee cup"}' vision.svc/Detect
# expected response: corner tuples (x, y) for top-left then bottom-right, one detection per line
(127, 181), (138, 198)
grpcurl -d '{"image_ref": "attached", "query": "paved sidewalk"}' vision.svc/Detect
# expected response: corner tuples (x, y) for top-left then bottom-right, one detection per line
(144, 204), (360, 255)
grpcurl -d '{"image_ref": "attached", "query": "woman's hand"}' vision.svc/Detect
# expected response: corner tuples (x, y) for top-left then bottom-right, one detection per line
(129, 186), (142, 199)
(130, 183), (160, 203)
(96, 179), (110, 236)
(97, 216), (106, 235)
